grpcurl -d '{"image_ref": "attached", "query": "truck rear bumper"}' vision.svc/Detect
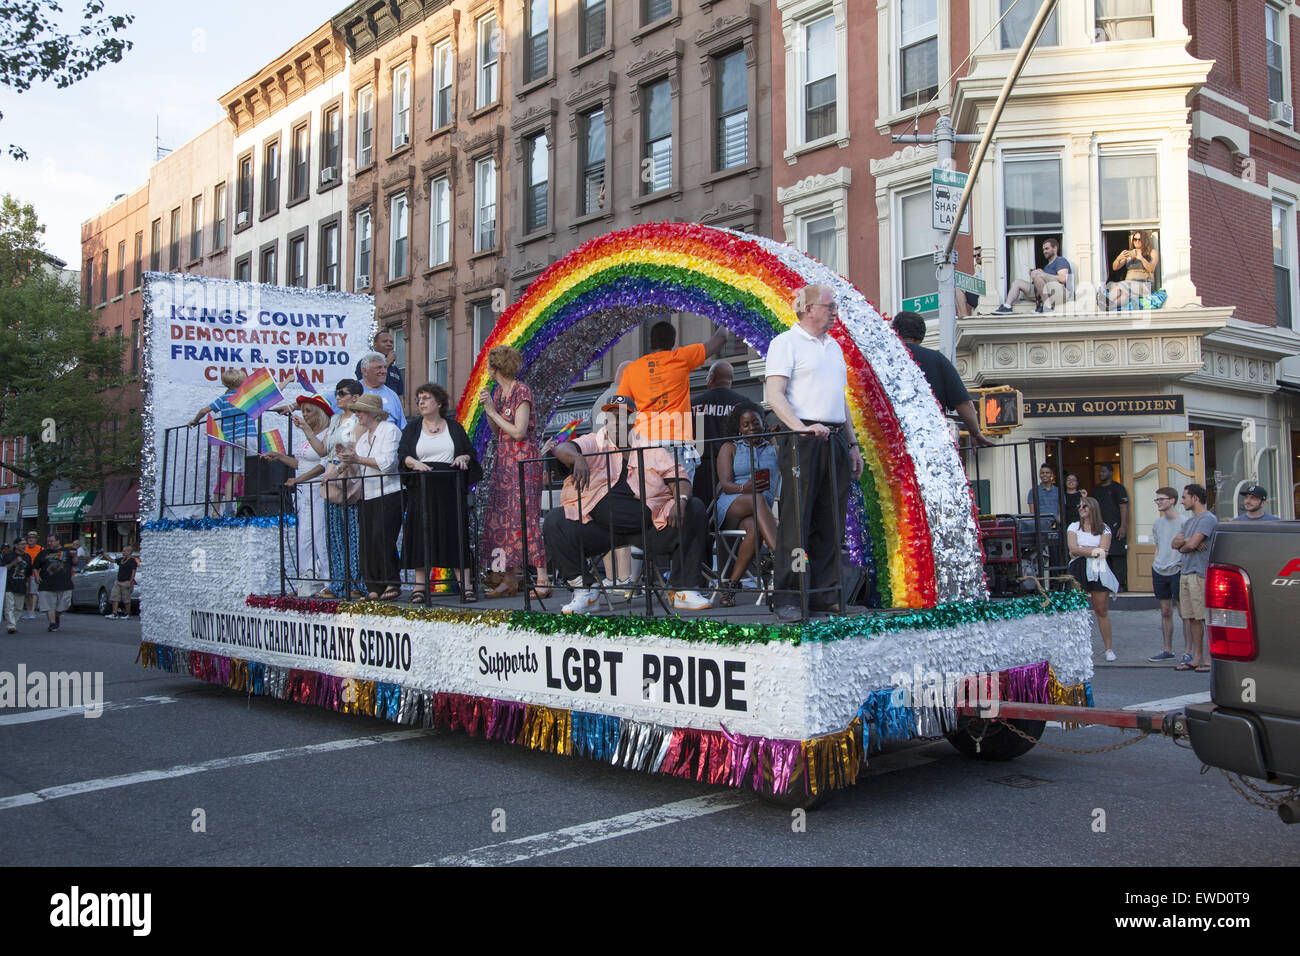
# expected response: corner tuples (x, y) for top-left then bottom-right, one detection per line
(1186, 702), (1300, 785)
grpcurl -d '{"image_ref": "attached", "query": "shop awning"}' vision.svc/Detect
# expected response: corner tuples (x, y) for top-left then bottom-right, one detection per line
(86, 478), (135, 521)
(48, 490), (96, 523)
(113, 480), (139, 519)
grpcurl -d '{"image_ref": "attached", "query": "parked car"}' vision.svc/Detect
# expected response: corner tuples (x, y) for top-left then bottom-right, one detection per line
(71, 556), (140, 615)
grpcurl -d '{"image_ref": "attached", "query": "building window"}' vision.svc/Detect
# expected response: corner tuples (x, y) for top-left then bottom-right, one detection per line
(641, 78), (672, 195)
(1000, 0), (1057, 48)
(433, 40), (453, 130)
(778, 165), (850, 282)
(150, 219), (161, 271)
(389, 192), (409, 280)
(99, 249), (108, 301)
(236, 155), (253, 228)
(580, 108), (606, 215)
(260, 243), (277, 285)
(525, 0), (548, 84)
(213, 183), (227, 249)
(288, 233), (307, 288)
(320, 220), (340, 291)
(643, 0), (671, 25)
(803, 15), (836, 142)
(475, 156), (497, 252)
(116, 240), (126, 296)
(355, 209), (372, 289)
(428, 313), (448, 387)
(1274, 201), (1295, 330)
(1094, 0), (1153, 42)
(357, 86), (375, 167)
(581, 0), (606, 57)
(322, 106), (342, 180)
(131, 319), (139, 374)
(290, 122), (309, 202)
(900, 0), (938, 111)
(235, 254), (251, 283)
(803, 214), (837, 272)
(168, 207), (181, 270)
(262, 139), (280, 216)
(1002, 154), (1063, 295)
(392, 65), (411, 150)
(133, 231), (142, 288)
(900, 190), (936, 308)
(715, 48), (748, 170)
(473, 300), (496, 354)
(477, 13), (499, 108)
(84, 258), (93, 305)
(525, 131), (549, 233)
(1267, 4), (1287, 107)
(1099, 151), (1158, 284)
(430, 176), (451, 266)
(190, 194), (203, 261)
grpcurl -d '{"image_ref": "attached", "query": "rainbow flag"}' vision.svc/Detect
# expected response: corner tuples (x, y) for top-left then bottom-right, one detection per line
(261, 429), (287, 455)
(553, 418), (584, 444)
(295, 369), (317, 394)
(205, 413), (239, 448)
(228, 368), (285, 420)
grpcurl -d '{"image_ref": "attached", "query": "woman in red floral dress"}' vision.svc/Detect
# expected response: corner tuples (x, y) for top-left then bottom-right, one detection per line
(479, 346), (551, 598)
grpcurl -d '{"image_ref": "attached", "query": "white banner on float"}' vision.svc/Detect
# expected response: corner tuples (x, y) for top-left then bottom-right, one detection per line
(473, 633), (755, 718)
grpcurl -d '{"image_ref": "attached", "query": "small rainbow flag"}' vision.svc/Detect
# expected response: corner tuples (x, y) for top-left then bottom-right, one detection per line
(206, 413), (239, 448)
(295, 369), (317, 394)
(261, 429), (287, 455)
(553, 418), (584, 444)
(228, 368), (285, 420)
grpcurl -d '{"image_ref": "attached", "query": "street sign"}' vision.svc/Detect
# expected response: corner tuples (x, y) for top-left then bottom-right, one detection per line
(954, 270), (985, 295)
(932, 168), (970, 235)
(902, 293), (939, 314)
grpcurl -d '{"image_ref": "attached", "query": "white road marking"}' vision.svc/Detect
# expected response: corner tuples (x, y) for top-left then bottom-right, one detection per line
(1124, 692), (1211, 712)
(0, 729), (434, 811)
(0, 695), (178, 726)
(427, 791), (751, 867)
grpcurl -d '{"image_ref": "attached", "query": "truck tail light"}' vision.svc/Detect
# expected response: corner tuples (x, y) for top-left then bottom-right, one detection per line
(1205, 563), (1257, 661)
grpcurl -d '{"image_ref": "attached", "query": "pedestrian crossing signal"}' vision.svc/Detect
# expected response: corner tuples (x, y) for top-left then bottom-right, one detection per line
(972, 387), (1023, 433)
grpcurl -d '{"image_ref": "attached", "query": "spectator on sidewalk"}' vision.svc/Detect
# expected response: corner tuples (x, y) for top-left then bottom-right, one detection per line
(1, 542), (33, 634)
(1026, 464), (1061, 519)
(993, 238), (1071, 314)
(1146, 487), (1184, 663)
(1063, 471), (1087, 519)
(1066, 496), (1116, 661)
(1232, 484), (1281, 522)
(108, 544), (139, 619)
(1172, 484), (1217, 673)
(1092, 463), (1129, 591)
(35, 533), (76, 632)
(22, 531), (41, 620)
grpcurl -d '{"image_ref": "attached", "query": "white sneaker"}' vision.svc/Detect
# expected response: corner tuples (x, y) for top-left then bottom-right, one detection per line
(1104, 649), (1116, 662)
(671, 590), (713, 611)
(561, 589), (600, 614)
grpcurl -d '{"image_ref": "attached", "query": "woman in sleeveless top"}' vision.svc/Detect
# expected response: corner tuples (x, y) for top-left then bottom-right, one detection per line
(1106, 229), (1158, 309)
(714, 403), (780, 607)
(1067, 495), (1116, 660)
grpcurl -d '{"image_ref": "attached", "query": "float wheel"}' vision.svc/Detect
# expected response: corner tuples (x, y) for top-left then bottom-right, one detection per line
(946, 715), (1045, 761)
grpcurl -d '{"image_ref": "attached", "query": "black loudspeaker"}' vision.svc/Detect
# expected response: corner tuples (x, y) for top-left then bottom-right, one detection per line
(237, 457), (293, 517)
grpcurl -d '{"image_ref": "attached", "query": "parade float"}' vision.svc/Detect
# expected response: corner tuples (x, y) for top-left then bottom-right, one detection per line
(136, 224), (1094, 803)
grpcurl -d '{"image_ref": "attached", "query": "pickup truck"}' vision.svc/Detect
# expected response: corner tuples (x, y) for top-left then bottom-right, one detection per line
(1185, 520), (1300, 813)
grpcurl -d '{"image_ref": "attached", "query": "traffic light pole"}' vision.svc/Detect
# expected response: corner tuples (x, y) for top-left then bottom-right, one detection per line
(890, 0), (1059, 363)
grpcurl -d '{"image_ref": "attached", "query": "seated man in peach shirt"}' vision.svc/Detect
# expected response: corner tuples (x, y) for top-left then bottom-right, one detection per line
(544, 395), (712, 614)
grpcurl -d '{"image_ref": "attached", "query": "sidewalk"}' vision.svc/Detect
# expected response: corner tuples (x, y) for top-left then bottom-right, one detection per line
(1089, 603), (1197, 668)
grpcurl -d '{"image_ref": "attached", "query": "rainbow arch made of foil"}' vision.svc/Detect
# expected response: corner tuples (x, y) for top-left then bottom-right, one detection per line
(456, 223), (985, 609)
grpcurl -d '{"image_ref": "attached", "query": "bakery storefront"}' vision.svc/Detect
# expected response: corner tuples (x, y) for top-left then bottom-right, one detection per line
(956, 313), (1299, 592)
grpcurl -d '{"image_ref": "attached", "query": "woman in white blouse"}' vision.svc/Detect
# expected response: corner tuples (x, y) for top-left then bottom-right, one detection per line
(1067, 495), (1116, 661)
(260, 395), (332, 595)
(339, 392), (403, 601)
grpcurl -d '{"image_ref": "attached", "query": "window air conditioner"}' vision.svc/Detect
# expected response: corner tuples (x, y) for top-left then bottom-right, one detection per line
(236, 211), (250, 227)
(320, 166), (338, 184)
(1271, 101), (1294, 127)
(395, 132), (410, 148)
(357, 274), (370, 290)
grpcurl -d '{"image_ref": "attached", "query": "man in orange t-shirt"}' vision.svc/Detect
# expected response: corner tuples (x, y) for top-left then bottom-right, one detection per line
(21, 531), (42, 619)
(617, 321), (728, 480)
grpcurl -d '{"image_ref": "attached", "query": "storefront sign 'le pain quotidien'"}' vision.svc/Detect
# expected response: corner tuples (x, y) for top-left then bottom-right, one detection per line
(1024, 395), (1185, 418)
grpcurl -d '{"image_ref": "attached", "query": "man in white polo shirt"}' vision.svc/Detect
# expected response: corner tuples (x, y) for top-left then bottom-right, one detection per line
(764, 284), (863, 622)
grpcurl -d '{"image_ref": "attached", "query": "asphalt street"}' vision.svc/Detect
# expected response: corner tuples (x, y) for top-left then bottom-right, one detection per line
(1, 604), (1295, 868)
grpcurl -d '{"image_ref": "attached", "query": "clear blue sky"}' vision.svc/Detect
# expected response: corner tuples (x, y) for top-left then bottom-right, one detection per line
(3, 0), (343, 266)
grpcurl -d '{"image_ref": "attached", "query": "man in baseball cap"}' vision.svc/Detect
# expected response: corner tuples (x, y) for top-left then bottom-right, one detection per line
(1233, 485), (1280, 521)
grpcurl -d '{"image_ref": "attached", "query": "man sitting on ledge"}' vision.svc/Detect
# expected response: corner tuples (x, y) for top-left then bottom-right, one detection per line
(993, 237), (1071, 314)
(544, 394), (712, 614)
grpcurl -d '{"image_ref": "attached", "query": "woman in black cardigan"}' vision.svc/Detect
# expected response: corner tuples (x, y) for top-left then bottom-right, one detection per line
(397, 382), (483, 603)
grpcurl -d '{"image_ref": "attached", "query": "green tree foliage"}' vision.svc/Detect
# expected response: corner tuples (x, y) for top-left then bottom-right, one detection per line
(2, 1), (135, 160)
(0, 268), (138, 535)
(0, 193), (48, 285)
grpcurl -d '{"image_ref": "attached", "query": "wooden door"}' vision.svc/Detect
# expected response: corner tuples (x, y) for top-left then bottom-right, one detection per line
(1122, 431), (1205, 592)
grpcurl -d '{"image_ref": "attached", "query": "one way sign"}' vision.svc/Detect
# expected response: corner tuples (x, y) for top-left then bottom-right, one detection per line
(932, 168), (971, 235)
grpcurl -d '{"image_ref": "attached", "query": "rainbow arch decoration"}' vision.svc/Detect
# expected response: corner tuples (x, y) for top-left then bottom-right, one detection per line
(456, 223), (985, 609)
